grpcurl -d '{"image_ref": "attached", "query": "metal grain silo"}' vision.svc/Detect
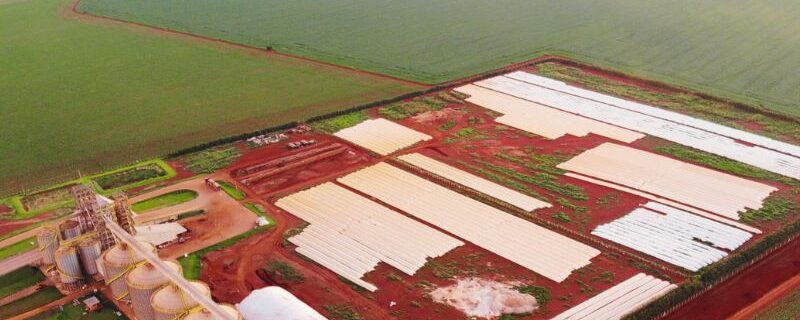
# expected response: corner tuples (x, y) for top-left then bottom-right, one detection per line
(126, 261), (181, 320)
(184, 304), (242, 320)
(151, 281), (211, 320)
(59, 220), (82, 240)
(54, 246), (83, 290)
(37, 226), (59, 265)
(102, 241), (156, 302)
(77, 238), (102, 277)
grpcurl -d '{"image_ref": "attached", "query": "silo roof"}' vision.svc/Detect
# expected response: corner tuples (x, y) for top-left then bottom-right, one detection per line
(103, 241), (155, 267)
(126, 260), (180, 289)
(152, 281), (211, 313)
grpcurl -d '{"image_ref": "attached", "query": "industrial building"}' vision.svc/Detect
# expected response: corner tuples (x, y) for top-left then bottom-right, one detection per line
(36, 184), (138, 292)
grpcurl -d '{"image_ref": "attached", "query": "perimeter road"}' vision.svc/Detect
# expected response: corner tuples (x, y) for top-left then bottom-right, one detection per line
(0, 251), (40, 276)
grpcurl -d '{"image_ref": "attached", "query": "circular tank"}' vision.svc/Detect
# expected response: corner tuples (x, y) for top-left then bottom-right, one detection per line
(151, 281), (211, 320)
(54, 246), (83, 290)
(77, 238), (102, 277)
(102, 241), (156, 302)
(184, 304), (242, 320)
(127, 261), (181, 320)
(37, 226), (59, 265)
(59, 220), (81, 240)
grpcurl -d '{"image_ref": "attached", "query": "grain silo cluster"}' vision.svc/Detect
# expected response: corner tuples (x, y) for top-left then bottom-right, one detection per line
(36, 184), (139, 292)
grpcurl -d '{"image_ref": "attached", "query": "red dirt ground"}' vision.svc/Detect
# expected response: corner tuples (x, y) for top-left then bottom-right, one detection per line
(730, 273), (800, 320)
(227, 132), (374, 199)
(0, 211), (56, 237)
(163, 64), (798, 319)
(194, 102), (694, 319)
(664, 235), (800, 320)
(0, 204), (12, 215)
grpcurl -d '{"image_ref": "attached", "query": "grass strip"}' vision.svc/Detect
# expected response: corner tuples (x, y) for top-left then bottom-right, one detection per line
(131, 190), (197, 213)
(655, 144), (799, 186)
(310, 110), (369, 133)
(0, 286), (63, 319)
(0, 267), (45, 300)
(218, 181), (246, 201)
(0, 237), (38, 261)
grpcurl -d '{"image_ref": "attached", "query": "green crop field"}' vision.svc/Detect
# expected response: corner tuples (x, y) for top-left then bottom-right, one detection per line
(78, 0), (800, 116)
(0, 0), (420, 197)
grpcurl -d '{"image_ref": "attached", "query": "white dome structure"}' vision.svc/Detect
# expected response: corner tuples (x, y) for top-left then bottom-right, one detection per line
(237, 287), (327, 320)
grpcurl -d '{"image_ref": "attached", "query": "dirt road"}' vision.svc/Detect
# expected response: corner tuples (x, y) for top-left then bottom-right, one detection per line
(132, 177), (257, 260)
(728, 273), (800, 320)
(0, 251), (40, 276)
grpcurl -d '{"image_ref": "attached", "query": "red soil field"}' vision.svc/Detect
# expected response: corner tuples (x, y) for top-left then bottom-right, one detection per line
(193, 99), (694, 319)
(663, 236), (800, 320)
(0, 211), (55, 237)
(183, 63), (799, 319)
(0, 204), (12, 214)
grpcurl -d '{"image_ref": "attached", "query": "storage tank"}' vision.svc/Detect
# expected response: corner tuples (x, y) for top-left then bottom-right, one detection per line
(184, 304), (242, 320)
(59, 220), (82, 240)
(77, 238), (102, 277)
(54, 246), (83, 290)
(37, 226), (59, 265)
(151, 281), (212, 320)
(127, 261), (181, 320)
(102, 242), (156, 302)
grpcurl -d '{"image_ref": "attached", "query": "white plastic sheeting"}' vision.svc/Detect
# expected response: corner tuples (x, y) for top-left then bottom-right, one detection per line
(276, 183), (462, 291)
(557, 143), (776, 220)
(334, 118), (431, 155)
(564, 172), (761, 234)
(592, 203), (752, 271)
(507, 71), (800, 159)
(454, 84), (643, 143)
(476, 73), (800, 179)
(338, 162), (599, 282)
(552, 273), (675, 320)
(238, 287), (327, 320)
(397, 153), (551, 211)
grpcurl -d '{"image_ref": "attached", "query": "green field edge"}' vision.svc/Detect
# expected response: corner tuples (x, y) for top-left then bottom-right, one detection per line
(1, 159), (176, 219)
(67, 2), (800, 117)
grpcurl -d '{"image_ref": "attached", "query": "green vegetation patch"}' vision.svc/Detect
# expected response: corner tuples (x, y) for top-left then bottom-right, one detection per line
(0, 0), (418, 197)
(323, 304), (363, 320)
(655, 144), (799, 186)
(552, 212), (571, 223)
(177, 209), (205, 220)
(180, 147), (243, 174)
(19, 185), (75, 214)
(218, 181), (246, 200)
(30, 292), (125, 320)
(478, 160), (587, 201)
(378, 93), (459, 120)
(0, 286), (64, 319)
(0, 267), (45, 300)
(264, 260), (305, 283)
(0, 237), (38, 261)
(515, 285), (551, 306)
(93, 161), (172, 191)
(131, 190), (198, 213)
(310, 110), (369, 134)
(740, 196), (799, 223)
